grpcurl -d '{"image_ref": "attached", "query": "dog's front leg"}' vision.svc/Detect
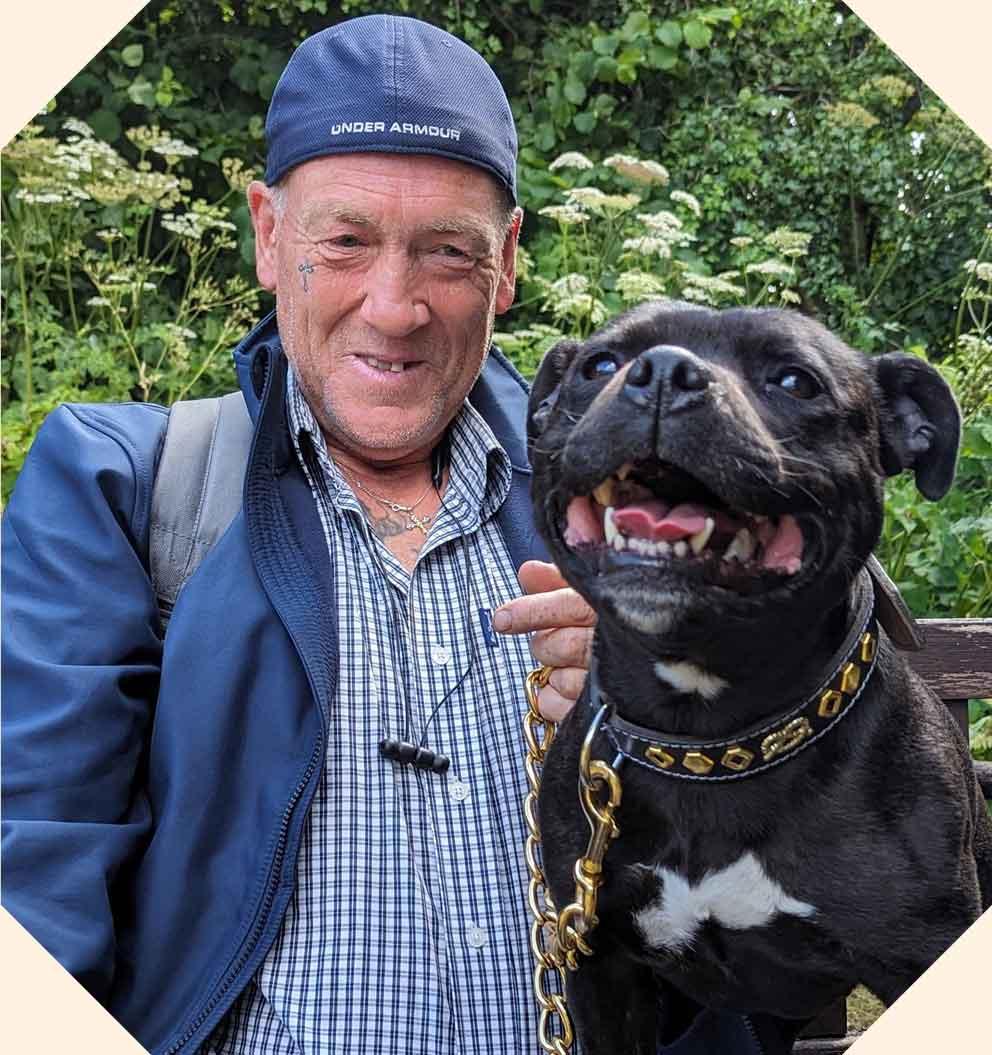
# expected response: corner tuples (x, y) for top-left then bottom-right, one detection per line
(564, 949), (671, 1055)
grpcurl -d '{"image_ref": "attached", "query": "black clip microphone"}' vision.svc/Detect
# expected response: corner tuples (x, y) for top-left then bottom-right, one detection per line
(379, 737), (451, 774)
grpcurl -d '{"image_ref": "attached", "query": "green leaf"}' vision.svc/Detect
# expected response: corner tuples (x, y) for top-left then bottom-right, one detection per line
(127, 76), (156, 108)
(622, 11), (650, 38)
(648, 46), (678, 71)
(564, 76), (587, 106)
(87, 108), (121, 142)
(591, 34), (617, 56)
(593, 57), (618, 82)
(617, 47), (644, 66)
(121, 43), (144, 68)
(573, 110), (597, 133)
(683, 21), (713, 50)
(257, 71), (279, 101)
(657, 21), (683, 48)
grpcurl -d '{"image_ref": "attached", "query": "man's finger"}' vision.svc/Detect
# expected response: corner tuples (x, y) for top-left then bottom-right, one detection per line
(538, 685), (576, 723)
(531, 626), (594, 670)
(518, 560), (569, 595)
(493, 586), (596, 635)
(548, 666), (587, 702)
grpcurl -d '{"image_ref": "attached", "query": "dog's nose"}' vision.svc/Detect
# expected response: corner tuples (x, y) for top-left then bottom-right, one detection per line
(625, 345), (711, 411)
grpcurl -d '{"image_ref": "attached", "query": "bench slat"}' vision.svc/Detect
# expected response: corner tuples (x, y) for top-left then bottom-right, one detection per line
(908, 619), (992, 698)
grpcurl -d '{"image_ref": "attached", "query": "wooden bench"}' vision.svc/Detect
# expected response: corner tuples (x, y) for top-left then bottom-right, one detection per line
(796, 618), (992, 1053)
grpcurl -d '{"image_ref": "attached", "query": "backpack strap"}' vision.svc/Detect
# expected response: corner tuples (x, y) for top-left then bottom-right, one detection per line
(150, 391), (253, 630)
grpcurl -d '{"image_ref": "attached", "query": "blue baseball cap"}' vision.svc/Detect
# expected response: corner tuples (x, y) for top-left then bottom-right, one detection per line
(264, 15), (518, 202)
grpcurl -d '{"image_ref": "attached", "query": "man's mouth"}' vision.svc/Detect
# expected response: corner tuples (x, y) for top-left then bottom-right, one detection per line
(560, 461), (805, 578)
(358, 355), (414, 374)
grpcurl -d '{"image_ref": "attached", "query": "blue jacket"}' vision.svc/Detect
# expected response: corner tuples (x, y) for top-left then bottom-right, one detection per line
(1, 313), (548, 1055)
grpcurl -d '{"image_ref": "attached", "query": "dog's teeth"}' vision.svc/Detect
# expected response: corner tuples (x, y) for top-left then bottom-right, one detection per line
(723, 527), (756, 563)
(616, 463), (634, 481)
(592, 479), (616, 507)
(657, 540), (671, 556)
(689, 517), (715, 555)
(673, 540), (688, 558)
(613, 533), (626, 552)
(604, 506), (617, 545)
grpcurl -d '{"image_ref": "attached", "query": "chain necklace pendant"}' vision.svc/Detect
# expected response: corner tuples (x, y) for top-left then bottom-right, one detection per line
(407, 512), (432, 536)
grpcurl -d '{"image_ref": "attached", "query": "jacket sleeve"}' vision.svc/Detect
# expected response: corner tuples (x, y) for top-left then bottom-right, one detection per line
(1, 403), (167, 1001)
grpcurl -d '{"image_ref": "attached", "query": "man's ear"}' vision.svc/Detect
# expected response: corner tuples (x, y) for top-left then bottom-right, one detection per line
(247, 180), (279, 293)
(872, 352), (961, 500)
(527, 338), (580, 454)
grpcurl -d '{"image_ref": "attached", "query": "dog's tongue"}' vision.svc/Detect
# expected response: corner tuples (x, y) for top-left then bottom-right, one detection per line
(612, 502), (709, 542)
(761, 514), (804, 574)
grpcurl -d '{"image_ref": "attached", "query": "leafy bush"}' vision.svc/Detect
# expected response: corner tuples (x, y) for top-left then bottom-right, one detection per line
(2, 118), (260, 501)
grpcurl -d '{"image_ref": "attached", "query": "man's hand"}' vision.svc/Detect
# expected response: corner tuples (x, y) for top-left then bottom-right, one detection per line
(493, 561), (596, 722)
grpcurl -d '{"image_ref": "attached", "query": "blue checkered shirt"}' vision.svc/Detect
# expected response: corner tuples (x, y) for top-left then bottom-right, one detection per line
(206, 366), (550, 1054)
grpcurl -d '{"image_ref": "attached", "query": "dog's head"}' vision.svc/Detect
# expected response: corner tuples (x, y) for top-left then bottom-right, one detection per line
(527, 302), (960, 659)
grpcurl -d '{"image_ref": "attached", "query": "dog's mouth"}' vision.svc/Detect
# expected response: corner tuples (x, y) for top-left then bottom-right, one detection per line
(559, 460), (805, 583)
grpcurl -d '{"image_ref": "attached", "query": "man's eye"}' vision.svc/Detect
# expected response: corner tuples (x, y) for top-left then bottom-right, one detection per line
(582, 352), (619, 380)
(435, 244), (471, 260)
(768, 366), (822, 400)
(328, 234), (362, 248)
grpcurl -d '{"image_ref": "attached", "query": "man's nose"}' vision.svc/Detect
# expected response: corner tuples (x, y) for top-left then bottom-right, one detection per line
(359, 255), (430, 337)
(624, 344), (712, 413)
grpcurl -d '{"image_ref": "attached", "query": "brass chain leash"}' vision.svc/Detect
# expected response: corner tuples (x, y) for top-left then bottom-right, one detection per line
(524, 666), (624, 1054)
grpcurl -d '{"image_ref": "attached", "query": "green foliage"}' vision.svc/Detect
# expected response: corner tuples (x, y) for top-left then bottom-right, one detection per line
(971, 700), (992, 761)
(2, 119), (260, 501)
(877, 408), (992, 618)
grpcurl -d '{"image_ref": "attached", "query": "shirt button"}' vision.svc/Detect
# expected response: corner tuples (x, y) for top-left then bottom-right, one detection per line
(449, 778), (470, 803)
(431, 644), (451, 666)
(466, 924), (487, 949)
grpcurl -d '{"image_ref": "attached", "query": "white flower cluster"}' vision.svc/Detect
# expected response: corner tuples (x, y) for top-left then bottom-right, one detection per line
(549, 151), (595, 172)
(680, 272), (746, 304)
(622, 236), (672, 260)
(604, 154), (669, 186)
(161, 201), (237, 241)
(745, 259), (794, 279)
(669, 190), (702, 218)
(541, 273), (609, 326)
(963, 259), (992, 284)
(127, 124), (198, 160)
(565, 186), (641, 216)
(538, 204), (590, 226)
(764, 227), (812, 259)
(616, 270), (668, 303)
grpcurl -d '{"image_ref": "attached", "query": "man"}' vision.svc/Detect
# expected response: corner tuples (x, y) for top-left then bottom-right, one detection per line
(2, 15), (765, 1055)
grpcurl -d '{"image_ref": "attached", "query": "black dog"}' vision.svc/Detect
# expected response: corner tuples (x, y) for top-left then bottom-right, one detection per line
(527, 302), (992, 1053)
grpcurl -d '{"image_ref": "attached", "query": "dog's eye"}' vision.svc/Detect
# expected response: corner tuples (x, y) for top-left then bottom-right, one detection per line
(583, 353), (619, 380)
(769, 367), (822, 400)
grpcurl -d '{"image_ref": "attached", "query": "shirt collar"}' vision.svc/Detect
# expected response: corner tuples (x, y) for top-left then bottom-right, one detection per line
(285, 362), (512, 524)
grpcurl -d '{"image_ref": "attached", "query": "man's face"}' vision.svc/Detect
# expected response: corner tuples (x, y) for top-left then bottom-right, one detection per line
(248, 153), (520, 465)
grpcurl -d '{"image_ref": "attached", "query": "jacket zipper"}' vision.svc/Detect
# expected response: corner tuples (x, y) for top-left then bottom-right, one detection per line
(164, 732), (323, 1054)
(742, 1015), (767, 1055)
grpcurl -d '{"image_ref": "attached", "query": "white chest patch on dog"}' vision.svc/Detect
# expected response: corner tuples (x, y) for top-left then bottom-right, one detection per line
(634, 852), (816, 953)
(653, 660), (728, 700)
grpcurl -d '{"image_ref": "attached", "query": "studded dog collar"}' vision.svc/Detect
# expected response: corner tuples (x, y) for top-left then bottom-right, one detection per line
(595, 570), (879, 782)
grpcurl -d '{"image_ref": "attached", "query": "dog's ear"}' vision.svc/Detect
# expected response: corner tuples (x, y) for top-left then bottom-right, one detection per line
(872, 352), (961, 500)
(527, 339), (580, 450)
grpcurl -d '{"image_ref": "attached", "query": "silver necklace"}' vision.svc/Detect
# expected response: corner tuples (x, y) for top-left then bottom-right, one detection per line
(348, 473), (435, 536)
